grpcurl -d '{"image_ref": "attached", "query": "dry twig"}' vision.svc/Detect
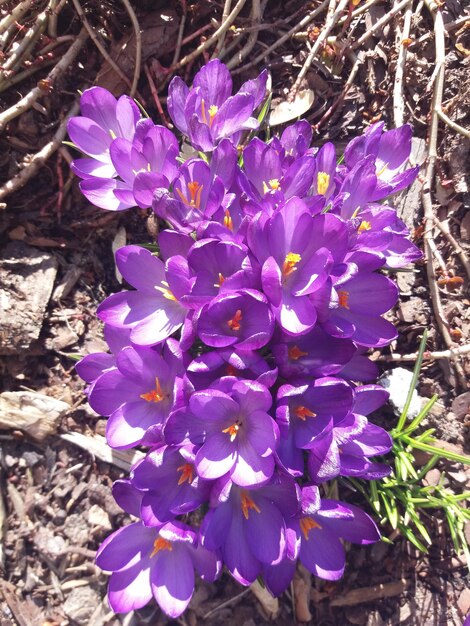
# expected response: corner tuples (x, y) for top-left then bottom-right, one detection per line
(393, 0), (413, 127)
(226, 0), (262, 70)
(433, 217), (470, 281)
(120, 0), (141, 97)
(379, 344), (470, 362)
(290, 0), (349, 100)
(0, 28), (88, 131)
(0, 101), (80, 203)
(70, 0), (134, 93)
(233, 0), (330, 74)
(351, 0), (411, 50)
(436, 107), (470, 139)
(421, 0), (467, 388)
(212, 0), (232, 59)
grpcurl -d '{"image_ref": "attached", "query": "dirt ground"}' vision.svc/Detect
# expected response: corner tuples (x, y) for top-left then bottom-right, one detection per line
(0, 1), (469, 625)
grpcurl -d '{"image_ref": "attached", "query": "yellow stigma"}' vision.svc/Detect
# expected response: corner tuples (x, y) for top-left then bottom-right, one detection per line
(376, 162), (389, 177)
(227, 309), (242, 331)
(176, 181), (203, 209)
(317, 172), (330, 195)
(337, 289), (350, 309)
(177, 463), (194, 485)
(109, 129), (117, 139)
(262, 178), (281, 194)
(299, 516), (322, 540)
(294, 405), (317, 421)
(358, 220), (372, 233)
(288, 345), (308, 361)
(240, 491), (261, 520)
(208, 105), (218, 122)
(150, 536), (173, 557)
(222, 422), (240, 442)
(223, 208), (233, 231)
(155, 280), (177, 301)
(282, 252), (302, 278)
(140, 377), (164, 403)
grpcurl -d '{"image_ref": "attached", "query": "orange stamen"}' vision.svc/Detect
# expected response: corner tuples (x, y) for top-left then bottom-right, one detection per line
(176, 181), (203, 209)
(177, 463), (194, 485)
(358, 220), (372, 233)
(288, 345), (308, 361)
(214, 272), (225, 288)
(299, 516), (322, 540)
(150, 536), (173, 557)
(282, 252), (301, 278)
(223, 208), (233, 231)
(222, 422), (240, 442)
(337, 289), (350, 309)
(140, 377), (164, 403)
(294, 405), (317, 420)
(240, 491), (261, 520)
(227, 309), (242, 331)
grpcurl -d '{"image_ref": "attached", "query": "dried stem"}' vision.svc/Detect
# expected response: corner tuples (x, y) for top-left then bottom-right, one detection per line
(351, 0), (411, 50)
(393, 0), (413, 127)
(379, 344), (470, 362)
(171, 1), (187, 68)
(436, 108), (470, 139)
(120, 0), (141, 97)
(0, 101), (80, 203)
(0, 0), (55, 87)
(290, 0), (349, 100)
(0, 0), (33, 49)
(421, 1), (467, 388)
(70, 0), (134, 93)
(211, 0), (232, 59)
(433, 217), (470, 281)
(0, 28), (88, 131)
(226, 0), (262, 70)
(172, 0), (247, 71)
(232, 0), (330, 75)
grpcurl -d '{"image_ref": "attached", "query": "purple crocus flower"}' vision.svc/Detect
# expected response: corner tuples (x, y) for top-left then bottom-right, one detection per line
(97, 245), (191, 346)
(131, 445), (211, 525)
(271, 326), (356, 379)
(187, 348), (277, 390)
(200, 473), (299, 585)
(96, 520), (221, 617)
(266, 487), (380, 585)
(88, 340), (185, 448)
(68, 86), (141, 180)
(275, 377), (357, 477)
(196, 289), (274, 351)
(165, 379), (279, 487)
(248, 198), (348, 335)
(152, 158), (226, 233)
(323, 268), (399, 347)
(167, 59), (267, 151)
(344, 122), (419, 200)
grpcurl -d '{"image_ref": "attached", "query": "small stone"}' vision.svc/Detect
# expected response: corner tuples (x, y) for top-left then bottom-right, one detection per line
(379, 368), (423, 419)
(447, 470), (468, 485)
(451, 392), (470, 419)
(399, 603), (412, 623)
(87, 504), (112, 530)
(423, 468), (441, 486)
(63, 513), (89, 545)
(458, 588), (470, 616)
(34, 526), (66, 557)
(63, 587), (100, 625)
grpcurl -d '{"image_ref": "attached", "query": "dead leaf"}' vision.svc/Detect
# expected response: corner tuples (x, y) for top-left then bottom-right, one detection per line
(0, 391), (69, 440)
(268, 89), (315, 126)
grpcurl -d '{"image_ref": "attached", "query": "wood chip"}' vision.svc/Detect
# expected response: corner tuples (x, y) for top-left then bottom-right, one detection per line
(330, 579), (409, 606)
(294, 563), (312, 622)
(250, 580), (279, 620)
(0, 391), (69, 440)
(59, 432), (145, 471)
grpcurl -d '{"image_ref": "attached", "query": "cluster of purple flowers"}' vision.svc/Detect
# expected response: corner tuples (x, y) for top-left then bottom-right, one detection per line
(71, 60), (420, 618)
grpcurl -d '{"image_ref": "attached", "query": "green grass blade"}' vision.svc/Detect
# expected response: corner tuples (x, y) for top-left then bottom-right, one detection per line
(396, 330), (428, 432)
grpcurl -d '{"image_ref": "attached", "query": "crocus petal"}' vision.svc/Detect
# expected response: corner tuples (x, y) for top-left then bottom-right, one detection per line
(195, 432), (237, 480)
(151, 547), (195, 618)
(108, 562), (153, 613)
(300, 524), (345, 580)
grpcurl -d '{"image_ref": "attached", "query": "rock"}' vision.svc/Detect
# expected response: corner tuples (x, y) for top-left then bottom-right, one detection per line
(63, 587), (100, 625)
(87, 504), (112, 530)
(0, 242), (58, 355)
(379, 368), (424, 419)
(451, 392), (470, 419)
(423, 468), (441, 487)
(0, 391), (69, 440)
(63, 513), (89, 546)
(34, 526), (66, 557)
(397, 298), (428, 324)
(458, 588), (470, 617)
